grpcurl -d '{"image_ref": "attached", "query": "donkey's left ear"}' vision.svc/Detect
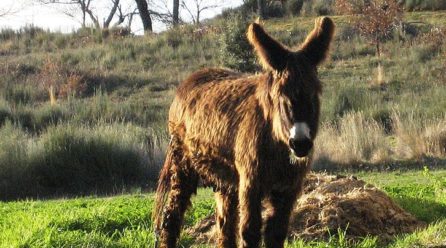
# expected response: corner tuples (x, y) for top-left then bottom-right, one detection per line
(247, 23), (290, 71)
(300, 17), (335, 66)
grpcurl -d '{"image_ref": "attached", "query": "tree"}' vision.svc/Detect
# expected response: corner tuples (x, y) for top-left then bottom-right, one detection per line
(36, 0), (129, 29)
(0, 2), (22, 18)
(173, 0), (179, 25)
(134, 0), (153, 32)
(180, 0), (220, 25)
(335, 0), (403, 57)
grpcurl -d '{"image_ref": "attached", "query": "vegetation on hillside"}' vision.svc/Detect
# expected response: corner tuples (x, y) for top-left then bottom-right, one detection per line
(1, 2), (446, 246)
(1, 11), (446, 199)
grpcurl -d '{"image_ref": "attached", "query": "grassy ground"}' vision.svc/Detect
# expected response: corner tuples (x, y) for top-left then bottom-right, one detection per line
(1, 169), (445, 248)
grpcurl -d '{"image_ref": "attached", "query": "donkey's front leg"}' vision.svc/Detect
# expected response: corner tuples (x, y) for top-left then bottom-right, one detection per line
(238, 172), (262, 248)
(263, 189), (299, 248)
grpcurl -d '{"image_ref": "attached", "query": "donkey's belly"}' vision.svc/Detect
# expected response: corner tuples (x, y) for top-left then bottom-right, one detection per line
(185, 143), (239, 193)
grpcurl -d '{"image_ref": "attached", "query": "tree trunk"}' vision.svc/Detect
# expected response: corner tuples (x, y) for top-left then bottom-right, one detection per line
(257, 0), (265, 19)
(173, 0), (179, 26)
(135, 0), (153, 33)
(104, 0), (120, 29)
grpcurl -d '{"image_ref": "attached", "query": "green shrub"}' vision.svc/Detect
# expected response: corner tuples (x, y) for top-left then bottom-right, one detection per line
(312, 0), (334, 15)
(0, 121), (30, 199)
(218, 14), (258, 72)
(266, 1), (285, 17)
(411, 45), (439, 63)
(402, 0), (446, 11)
(0, 98), (12, 126)
(286, 0), (304, 16)
(3, 84), (33, 105)
(13, 106), (35, 131)
(331, 86), (369, 118)
(33, 104), (68, 132)
(0, 122), (158, 200)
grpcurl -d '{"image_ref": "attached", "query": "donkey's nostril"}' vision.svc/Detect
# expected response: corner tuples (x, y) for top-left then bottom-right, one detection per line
(289, 138), (313, 157)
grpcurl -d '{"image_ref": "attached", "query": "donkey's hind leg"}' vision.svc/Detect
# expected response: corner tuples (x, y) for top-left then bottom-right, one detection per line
(215, 190), (238, 248)
(159, 162), (198, 248)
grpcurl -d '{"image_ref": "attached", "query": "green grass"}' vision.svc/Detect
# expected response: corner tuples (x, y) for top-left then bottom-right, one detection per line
(1, 170), (445, 248)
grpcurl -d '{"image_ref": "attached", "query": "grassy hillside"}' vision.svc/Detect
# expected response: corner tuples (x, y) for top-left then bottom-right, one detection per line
(0, 11), (445, 199)
(1, 170), (445, 247)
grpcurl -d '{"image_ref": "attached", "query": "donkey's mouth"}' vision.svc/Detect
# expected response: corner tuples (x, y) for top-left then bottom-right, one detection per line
(289, 139), (313, 158)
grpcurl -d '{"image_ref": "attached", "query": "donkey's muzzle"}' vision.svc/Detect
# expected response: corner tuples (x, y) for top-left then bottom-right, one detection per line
(289, 138), (313, 157)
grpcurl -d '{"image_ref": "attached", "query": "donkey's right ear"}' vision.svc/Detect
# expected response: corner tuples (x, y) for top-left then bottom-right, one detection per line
(247, 23), (290, 71)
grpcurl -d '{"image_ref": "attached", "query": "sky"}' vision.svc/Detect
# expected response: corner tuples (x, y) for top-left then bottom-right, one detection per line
(0, 0), (243, 34)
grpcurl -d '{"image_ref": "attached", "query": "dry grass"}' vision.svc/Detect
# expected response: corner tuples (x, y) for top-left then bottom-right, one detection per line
(314, 112), (446, 167)
(314, 112), (391, 165)
(393, 113), (446, 159)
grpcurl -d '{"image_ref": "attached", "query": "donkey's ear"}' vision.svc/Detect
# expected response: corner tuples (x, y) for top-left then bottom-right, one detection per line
(247, 23), (290, 71)
(300, 17), (335, 66)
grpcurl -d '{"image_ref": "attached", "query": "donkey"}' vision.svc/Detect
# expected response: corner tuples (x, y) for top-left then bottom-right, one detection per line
(153, 17), (335, 248)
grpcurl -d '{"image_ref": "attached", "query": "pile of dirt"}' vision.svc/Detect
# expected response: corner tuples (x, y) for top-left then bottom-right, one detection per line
(186, 173), (425, 244)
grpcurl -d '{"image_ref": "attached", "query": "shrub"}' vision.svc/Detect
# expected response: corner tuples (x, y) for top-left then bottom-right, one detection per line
(266, 1), (285, 18)
(312, 0), (334, 15)
(218, 14), (258, 72)
(402, 0), (446, 11)
(0, 98), (12, 126)
(3, 84), (33, 106)
(0, 122), (159, 200)
(330, 86), (375, 119)
(286, 0), (304, 16)
(0, 122), (30, 199)
(32, 104), (68, 132)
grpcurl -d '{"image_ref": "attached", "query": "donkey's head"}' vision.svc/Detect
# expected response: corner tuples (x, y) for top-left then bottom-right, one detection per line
(248, 17), (335, 158)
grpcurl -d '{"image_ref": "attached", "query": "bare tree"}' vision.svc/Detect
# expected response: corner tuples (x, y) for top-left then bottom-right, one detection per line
(0, 2), (22, 18)
(180, 0), (220, 25)
(36, 0), (131, 30)
(0, 7), (13, 18)
(103, 0), (120, 28)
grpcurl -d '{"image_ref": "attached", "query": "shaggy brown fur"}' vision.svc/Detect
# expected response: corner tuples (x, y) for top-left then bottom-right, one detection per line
(153, 17), (335, 248)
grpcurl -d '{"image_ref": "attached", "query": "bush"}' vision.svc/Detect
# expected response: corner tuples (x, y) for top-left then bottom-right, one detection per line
(3, 84), (33, 106)
(286, 0), (304, 16)
(402, 0), (446, 11)
(266, 1), (285, 18)
(218, 14), (259, 72)
(0, 122), (159, 200)
(312, 0), (334, 15)
(0, 122), (31, 199)
(0, 98), (11, 126)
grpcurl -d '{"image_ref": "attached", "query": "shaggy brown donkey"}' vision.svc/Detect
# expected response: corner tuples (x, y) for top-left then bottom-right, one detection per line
(154, 17), (335, 248)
